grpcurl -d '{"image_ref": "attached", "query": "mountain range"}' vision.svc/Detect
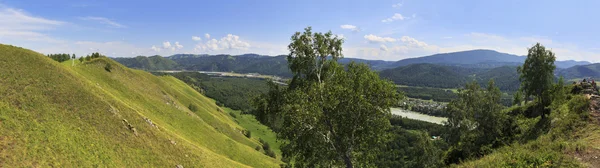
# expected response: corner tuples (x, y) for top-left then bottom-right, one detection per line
(112, 49), (598, 90)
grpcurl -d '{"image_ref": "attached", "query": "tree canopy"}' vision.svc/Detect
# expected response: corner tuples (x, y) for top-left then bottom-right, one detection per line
(254, 27), (401, 168)
(517, 43), (556, 118)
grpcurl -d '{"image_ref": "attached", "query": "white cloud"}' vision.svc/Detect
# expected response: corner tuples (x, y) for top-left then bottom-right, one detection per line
(382, 13), (405, 23)
(192, 36), (202, 41)
(175, 41), (183, 49)
(380, 44), (388, 51)
(194, 34), (250, 52)
(442, 36), (453, 39)
(205, 33), (210, 39)
(162, 41), (172, 49)
(340, 24), (360, 32)
(364, 34), (396, 43)
(151, 45), (161, 52)
(0, 5), (64, 43)
(400, 36), (428, 47)
(392, 3), (402, 8)
(78, 16), (126, 28)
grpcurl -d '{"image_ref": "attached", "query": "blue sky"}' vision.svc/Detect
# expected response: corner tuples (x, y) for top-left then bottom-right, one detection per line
(1, 0), (599, 62)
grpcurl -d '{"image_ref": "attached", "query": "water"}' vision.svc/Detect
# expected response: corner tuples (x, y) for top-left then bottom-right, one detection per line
(390, 108), (448, 125)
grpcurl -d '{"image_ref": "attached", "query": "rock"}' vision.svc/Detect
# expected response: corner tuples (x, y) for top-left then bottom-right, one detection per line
(170, 140), (176, 145)
(144, 117), (157, 128)
(176, 165), (183, 168)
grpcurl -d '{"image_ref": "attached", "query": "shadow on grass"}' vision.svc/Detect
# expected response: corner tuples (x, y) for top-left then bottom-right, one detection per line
(520, 115), (551, 143)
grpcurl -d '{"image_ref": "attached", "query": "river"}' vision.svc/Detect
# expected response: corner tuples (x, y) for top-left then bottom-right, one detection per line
(390, 108), (448, 125)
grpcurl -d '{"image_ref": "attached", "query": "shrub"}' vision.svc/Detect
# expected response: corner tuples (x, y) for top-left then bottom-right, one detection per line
(262, 141), (271, 151)
(255, 146), (261, 151)
(244, 130), (251, 138)
(229, 112), (238, 118)
(265, 149), (276, 158)
(188, 104), (198, 112)
(104, 63), (112, 72)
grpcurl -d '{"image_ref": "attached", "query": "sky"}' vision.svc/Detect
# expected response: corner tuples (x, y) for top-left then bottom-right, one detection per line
(1, 0), (599, 62)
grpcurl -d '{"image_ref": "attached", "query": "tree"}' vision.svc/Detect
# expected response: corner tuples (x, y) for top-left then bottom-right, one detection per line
(517, 43), (556, 118)
(513, 90), (523, 106)
(444, 80), (509, 163)
(255, 27), (400, 168)
(79, 56), (83, 63)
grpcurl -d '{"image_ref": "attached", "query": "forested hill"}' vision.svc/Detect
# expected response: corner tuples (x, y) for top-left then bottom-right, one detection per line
(558, 63), (600, 79)
(112, 49), (591, 78)
(0, 44), (281, 167)
(379, 63), (521, 91)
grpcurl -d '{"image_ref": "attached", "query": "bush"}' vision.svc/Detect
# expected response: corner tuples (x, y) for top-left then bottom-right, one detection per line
(255, 146), (261, 151)
(244, 130), (251, 138)
(262, 141), (271, 151)
(229, 112), (238, 118)
(265, 149), (276, 158)
(104, 63), (112, 72)
(188, 104), (198, 112)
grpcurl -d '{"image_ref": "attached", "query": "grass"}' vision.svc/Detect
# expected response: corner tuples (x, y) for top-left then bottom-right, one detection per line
(0, 44), (281, 167)
(456, 95), (593, 167)
(225, 108), (283, 159)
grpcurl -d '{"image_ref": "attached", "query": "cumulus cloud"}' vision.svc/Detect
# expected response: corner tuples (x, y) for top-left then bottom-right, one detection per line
(194, 34), (250, 52)
(78, 16), (126, 28)
(400, 36), (428, 47)
(392, 3), (402, 8)
(204, 33), (210, 39)
(364, 34), (396, 43)
(192, 36), (201, 41)
(340, 24), (360, 32)
(162, 41), (171, 49)
(382, 13), (405, 23)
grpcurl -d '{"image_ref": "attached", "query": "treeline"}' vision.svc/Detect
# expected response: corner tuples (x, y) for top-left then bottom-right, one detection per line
(47, 53), (74, 62)
(47, 52), (104, 63)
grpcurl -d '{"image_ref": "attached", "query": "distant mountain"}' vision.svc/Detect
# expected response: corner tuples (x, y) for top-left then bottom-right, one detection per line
(380, 63), (521, 91)
(379, 63), (471, 88)
(386, 50), (525, 68)
(475, 66), (520, 91)
(558, 63), (600, 79)
(382, 49), (589, 69)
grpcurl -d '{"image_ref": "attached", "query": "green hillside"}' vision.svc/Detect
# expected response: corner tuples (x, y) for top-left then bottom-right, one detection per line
(379, 63), (471, 88)
(0, 44), (281, 167)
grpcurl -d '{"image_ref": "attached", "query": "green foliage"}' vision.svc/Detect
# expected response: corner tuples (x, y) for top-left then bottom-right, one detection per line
(517, 43), (556, 118)
(104, 63), (112, 72)
(188, 103), (198, 112)
(376, 127), (445, 168)
(513, 90), (523, 106)
(167, 72), (270, 111)
(444, 80), (512, 164)
(255, 27), (400, 167)
(397, 86), (458, 102)
(244, 130), (252, 138)
(47, 53), (71, 62)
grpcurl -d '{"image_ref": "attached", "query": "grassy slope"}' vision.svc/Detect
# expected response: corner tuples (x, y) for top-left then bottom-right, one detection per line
(456, 95), (597, 167)
(225, 108), (283, 158)
(0, 44), (280, 167)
